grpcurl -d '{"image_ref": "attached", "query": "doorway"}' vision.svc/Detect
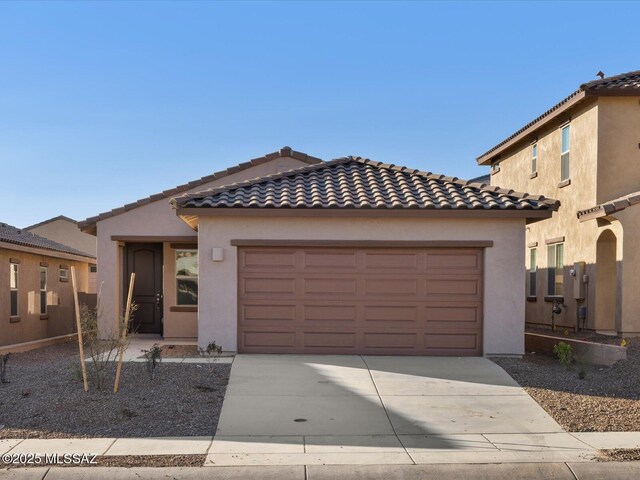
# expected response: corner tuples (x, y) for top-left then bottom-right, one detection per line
(124, 243), (163, 334)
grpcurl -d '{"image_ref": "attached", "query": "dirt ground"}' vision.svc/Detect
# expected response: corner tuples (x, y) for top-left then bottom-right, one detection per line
(0, 341), (230, 438)
(494, 338), (640, 432)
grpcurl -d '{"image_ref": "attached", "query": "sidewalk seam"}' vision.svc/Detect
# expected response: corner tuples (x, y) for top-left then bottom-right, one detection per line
(359, 355), (416, 466)
(565, 462), (580, 480)
(102, 437), (119, 456)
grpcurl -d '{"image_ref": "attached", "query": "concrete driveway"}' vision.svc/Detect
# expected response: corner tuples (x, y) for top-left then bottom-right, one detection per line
(207, 355), (595, 466)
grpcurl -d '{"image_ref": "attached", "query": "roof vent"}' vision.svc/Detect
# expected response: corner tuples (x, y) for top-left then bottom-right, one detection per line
(596, 70), (605, 80)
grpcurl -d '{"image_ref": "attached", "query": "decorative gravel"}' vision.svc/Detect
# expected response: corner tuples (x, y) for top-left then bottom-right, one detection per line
(598, 449), (640, 462)
(0, 341), (230, 439)
(493, 338), (640, 432)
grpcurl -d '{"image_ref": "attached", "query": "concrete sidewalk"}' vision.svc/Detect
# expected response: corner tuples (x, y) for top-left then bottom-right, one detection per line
(2, 463), (640, 480)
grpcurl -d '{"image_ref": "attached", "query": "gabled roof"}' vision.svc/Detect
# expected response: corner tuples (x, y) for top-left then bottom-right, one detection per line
(578, 190), (640, 222)
(477, 70), (640, 165)
(24, 215), (78, 231)
(0, 222), (95, 259)
(78, 147), (322, 235)
(173, 156), (559, 214)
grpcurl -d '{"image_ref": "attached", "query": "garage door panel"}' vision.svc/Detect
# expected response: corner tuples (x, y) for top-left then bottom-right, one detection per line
(426, 250), (482, 273)
(242, 331), (296, 348)
(238, 246), (483, 356)
(303, 305), (357, 322)
(242, 304), (297, 322)
(304, 278), (358, 295)
(303, 250), (358, 269)
(240, 249), (298, 270)
(364, 278), (419, 296)
(303, 332), (357, 348)
(363, 252), (421, 270)
(363, 305), (419, 323)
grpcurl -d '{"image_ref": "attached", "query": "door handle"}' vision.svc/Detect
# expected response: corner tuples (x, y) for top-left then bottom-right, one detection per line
(155, 292), (162, 308)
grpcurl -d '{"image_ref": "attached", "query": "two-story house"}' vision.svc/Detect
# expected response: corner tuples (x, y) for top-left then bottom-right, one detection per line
(477, 70), (640, 336)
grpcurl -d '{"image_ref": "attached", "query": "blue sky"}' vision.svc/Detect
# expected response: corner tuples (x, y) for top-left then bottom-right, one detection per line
(1, 1), (638, 228)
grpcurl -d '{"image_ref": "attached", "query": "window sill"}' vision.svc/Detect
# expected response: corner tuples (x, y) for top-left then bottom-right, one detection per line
(544, 296), (564, 303)
(529, 172), (538, 179)
(40, 314), (49, 321)
(558, 179), (571, 188)
(9, 316), (21, 323)
(60, 278), (69, 283)
(169, 306), (197, 313)
(526, 296), (538, 302)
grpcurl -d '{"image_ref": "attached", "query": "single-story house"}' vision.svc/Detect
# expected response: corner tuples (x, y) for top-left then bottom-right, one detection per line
(1, 222), (95, 350)
(80, 147), (558, 356)
(26, 215), (98, 293)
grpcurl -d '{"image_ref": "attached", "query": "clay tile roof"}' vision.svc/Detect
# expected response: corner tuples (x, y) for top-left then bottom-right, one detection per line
(0, 222), (95, 258)
(577, 190), (640, 222)
(172, 157), (559, 212)
(477, 70), (640, 164)
(78, 147), (323, 234)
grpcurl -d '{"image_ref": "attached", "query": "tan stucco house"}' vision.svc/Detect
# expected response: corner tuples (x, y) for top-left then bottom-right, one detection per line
(1, 222), (94, 349)
(26, 215), (97, 293)
(477, 70), (640, 336)
(80, 147), (558, 356)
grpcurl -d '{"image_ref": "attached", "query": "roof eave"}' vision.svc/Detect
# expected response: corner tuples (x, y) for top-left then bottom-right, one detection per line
(476, 90), (587, 166)
(176, 207), (554, 230)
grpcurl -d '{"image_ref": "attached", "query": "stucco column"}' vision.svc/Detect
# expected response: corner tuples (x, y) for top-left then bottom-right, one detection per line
(97, 232), (121, 338)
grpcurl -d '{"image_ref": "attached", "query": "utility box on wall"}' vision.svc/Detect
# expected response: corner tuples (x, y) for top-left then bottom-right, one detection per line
(573, 261), (586, 300)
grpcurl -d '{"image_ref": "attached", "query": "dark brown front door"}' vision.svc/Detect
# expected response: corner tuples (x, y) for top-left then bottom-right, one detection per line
(125, 243), (163, 334)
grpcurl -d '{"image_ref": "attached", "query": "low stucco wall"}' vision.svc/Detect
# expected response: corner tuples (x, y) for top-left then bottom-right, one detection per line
(197, 216), (526, 356)
(525, 332), (627, 366)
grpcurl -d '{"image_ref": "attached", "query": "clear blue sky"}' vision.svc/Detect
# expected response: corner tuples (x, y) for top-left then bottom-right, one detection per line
(1, 1), (638, 228)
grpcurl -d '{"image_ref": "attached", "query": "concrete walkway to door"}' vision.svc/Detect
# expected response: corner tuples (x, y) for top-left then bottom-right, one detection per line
(207, 355), (596, 466)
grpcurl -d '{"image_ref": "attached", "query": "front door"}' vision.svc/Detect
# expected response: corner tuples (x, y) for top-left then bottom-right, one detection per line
(125, 243), (163, 334)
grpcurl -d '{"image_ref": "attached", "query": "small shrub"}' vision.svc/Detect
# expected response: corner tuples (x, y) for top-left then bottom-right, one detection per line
(553, 342), (573, 369)
(0, 353), (9, 384)
(143, 343), (162, 380)
(576, 356), (588, 380)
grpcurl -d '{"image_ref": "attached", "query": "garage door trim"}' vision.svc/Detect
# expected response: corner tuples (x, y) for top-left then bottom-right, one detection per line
(231, 239), (494, 248)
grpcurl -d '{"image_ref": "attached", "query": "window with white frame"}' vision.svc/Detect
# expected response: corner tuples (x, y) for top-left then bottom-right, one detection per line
(59, 266), (69, 282)
(528, 248), (537, 297)
(10, 263), (18, 317)
(531, 143), (538, 174)
(547, 243), (564, 296)
(561, 125), (570, 181)
(40, 266), (47, 315)
(176, 249), (198, 305)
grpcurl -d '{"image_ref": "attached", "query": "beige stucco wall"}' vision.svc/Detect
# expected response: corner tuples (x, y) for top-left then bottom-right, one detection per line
(1, 246), (90, 347)
(597, 97), (640, 204)
(491, 96), (640, 334)
(491, 100), (601, 331)
(196, 216), (527, 356)
(95, 156), (312, 338)
(28, 218), (97, 257)
(27, 218), (97, 294)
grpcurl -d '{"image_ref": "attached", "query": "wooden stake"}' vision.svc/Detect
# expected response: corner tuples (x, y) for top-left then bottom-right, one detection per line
(71, 266), (89, 392)
(114, 272), (135, 393)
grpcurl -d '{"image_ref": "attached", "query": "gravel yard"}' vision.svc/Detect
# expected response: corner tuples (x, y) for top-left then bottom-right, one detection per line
(0, 341), (230, 439)
(494, 338), (640, 432)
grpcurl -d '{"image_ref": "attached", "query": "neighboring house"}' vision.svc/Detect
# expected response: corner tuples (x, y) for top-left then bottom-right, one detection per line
(476, 70), (640, 336)
(26, 215), (98, 293)
(1, 222), (94, 349)
(80, 147), (558, 356)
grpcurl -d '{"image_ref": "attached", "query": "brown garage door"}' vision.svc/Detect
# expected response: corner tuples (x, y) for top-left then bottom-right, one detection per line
(237, 246), (483, 355)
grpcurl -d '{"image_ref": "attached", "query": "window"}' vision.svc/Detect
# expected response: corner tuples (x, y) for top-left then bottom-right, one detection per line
(491, 160), (501, 174)
(176, 249), (198, 305)
(531, 143), (538, 174)
(561, 125), (570, 181)
(90, 264), (97, 273)
(40, 266), (47, 315)
(59, 267), (69, 282)
(10, 264), (18, 317)
(528, 248), (537, 297)
(547, 243), (564, 296)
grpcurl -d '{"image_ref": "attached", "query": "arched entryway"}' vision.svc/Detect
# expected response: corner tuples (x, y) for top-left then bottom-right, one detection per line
(594, 230), (618, 331)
